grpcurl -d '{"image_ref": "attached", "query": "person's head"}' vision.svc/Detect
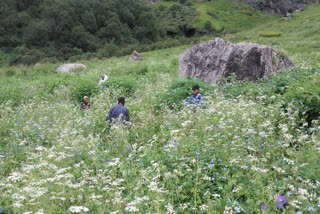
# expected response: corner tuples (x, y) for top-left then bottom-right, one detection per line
(118, 97), (125, 106)
(192, 85), (200, 95)
(83, 96), (89, 104)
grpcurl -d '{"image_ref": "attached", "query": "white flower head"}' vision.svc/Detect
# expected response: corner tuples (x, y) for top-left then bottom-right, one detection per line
(68, 206), (89, 213)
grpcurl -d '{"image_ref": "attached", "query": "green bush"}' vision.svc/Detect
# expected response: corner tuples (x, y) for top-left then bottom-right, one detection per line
(5, 69), (16, 77)
(204, 20), (214, 32)
(284, 75), (320, 123)
(73, 79), (100, 103)
(106, 77), (137, 96)
(153, 78), (214, 111)
(259, 31), (282, 37)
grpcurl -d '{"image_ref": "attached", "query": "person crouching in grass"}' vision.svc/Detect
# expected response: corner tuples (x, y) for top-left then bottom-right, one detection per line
(106, 97), (130, 126)
(185, 85), (204, 111)
(80, 96), (91, 111)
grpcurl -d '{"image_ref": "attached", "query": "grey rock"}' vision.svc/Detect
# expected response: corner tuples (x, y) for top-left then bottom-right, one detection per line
(235, 0), (319, 16)
(179, 38), (294, 83)
(55, 63), (86, 73)
(130, 50), (143, 61)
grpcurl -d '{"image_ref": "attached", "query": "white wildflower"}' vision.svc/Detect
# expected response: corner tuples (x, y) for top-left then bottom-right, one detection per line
(68, 206), (89, 213)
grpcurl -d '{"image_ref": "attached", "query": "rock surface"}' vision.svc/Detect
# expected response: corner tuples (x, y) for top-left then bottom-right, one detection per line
(130, 50), (143, 61)
(179, 38), (293, 83)
(55, 63), (86, 73)
(235, 0), (319, 16)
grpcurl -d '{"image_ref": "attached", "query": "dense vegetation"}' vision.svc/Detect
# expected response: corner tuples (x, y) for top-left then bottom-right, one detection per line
(0, 0), (273, 66)
(0, 0), (196, 65)
(0, 2), (320, 214)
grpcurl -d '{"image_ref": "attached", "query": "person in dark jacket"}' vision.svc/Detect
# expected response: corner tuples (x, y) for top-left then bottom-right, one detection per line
(107, 97), (129, 124)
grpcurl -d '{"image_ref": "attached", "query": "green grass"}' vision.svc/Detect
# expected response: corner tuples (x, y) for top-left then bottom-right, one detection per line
(192, 0), (275, 33)
(1, 3), (320, 214)
(230, 4), (320, 55)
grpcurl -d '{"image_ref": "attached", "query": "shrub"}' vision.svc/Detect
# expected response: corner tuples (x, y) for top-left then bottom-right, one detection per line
(259, 31), (282, 37)
(106, 77), (137, 96)
(204, 20), (214, 32)
(153, 78), (214, 111)
(272, 77), (290, 95)
(9, 49), (43, 66)
(284, 75), (320, 123)
(5, 69), (16, 77)
(73, 79), (100, 103)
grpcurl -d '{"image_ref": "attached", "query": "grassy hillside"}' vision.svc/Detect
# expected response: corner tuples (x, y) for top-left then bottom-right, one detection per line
(193, 0), (275, 33)
(230, 4), (320, 61)
(155, 0), (275, 33)
(1, 3), (320, 214)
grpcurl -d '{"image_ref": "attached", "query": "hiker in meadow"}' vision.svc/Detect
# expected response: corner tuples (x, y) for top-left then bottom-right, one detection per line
(185, 85), (204, 109)
(98, 74), (108, 87)
(107, 97), (130, 124)
(80, 96), (91, 111)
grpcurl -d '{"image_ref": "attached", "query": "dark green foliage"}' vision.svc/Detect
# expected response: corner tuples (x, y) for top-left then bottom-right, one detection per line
(155, 3), (198, 37)
(220, 67), (320, 123)
(204, 20), (214, 32)
(0, 0), (201, 65)
(5, 69), (15, 77)
(153, 78), (214, 111)
(284, 75), (320, 123)
(0, 0), (162, 65)
(73, 79), (100, 103)
(272, 76), (290, 95)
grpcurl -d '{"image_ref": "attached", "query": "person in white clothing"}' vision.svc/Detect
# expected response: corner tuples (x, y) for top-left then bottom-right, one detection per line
(98, 74), (108, 87)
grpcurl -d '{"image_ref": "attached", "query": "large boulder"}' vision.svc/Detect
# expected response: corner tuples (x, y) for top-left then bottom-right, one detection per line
(235, 0), (319, 16)
(55, 63), (86, 73)
(179, 38), (293, 83)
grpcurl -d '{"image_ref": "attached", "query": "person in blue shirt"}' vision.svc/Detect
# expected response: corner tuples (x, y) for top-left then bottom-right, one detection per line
(186, 85), (204, 109)
(106, 97), (129, 124)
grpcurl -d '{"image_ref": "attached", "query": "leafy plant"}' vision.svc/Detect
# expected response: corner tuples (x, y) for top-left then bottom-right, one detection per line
(73, 79), (100, 102)
(106, 77), (137, 96)
(153, 78), (214, 111)
(284, 75), (320, 123)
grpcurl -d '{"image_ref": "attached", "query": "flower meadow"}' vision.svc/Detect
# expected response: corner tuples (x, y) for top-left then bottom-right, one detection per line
(1, 10), (320, 212)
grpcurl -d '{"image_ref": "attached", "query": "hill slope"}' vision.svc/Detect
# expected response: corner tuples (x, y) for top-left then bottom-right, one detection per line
(0, 0), (275, 66)
(1, 3), (320, 213)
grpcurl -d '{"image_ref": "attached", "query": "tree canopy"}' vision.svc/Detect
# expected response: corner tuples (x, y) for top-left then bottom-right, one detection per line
(0, 0), (198, 65)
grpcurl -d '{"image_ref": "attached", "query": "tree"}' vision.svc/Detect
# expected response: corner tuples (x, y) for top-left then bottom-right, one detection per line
(24, 20), (49, 46)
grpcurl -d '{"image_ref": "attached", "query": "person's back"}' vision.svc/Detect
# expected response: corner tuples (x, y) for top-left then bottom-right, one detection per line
(107, 97), (129, 124)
